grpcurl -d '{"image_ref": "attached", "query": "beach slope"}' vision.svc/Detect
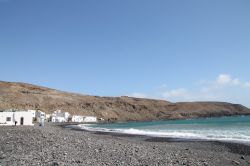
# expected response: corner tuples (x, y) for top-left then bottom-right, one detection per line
(0, 124), (250, 166)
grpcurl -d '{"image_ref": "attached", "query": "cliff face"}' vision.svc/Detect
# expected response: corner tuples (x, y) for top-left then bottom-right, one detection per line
(0, 81), (250, 121)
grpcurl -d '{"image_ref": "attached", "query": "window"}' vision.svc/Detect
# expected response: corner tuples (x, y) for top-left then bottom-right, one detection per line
(6, 117), (11, 121)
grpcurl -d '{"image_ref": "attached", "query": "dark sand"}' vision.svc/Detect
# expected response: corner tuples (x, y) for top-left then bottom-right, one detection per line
(0, 123), (250, 166)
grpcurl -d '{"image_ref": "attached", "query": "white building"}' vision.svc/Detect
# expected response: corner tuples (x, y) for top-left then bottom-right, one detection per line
(71, 115), (84, 122)
(84, 116), (97, 122)
(71, 115), (97, 123)
(0, 111), (34, 126)
(51, 110), (70, 123)
(27, 110), (36, 118)
(36, 111), (45, 120)
(36, 110), (46, 126)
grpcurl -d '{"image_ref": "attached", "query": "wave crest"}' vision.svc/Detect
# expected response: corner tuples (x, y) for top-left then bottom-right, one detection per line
(72, 124), (250, 144)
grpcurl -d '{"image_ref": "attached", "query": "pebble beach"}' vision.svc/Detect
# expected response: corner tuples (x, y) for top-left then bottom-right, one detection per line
(0, 123), (250, 166)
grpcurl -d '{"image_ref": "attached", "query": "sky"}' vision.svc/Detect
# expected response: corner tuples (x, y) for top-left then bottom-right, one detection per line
(0, 0), (250, 107)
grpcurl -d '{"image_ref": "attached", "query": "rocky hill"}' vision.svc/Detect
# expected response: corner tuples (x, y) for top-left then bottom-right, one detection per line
(0, 81), (250, 121)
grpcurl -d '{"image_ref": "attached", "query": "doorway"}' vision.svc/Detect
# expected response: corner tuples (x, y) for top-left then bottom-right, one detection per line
(20, 117), (24, 125)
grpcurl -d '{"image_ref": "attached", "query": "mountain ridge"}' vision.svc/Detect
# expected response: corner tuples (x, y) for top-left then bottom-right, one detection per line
(0, 81), (250, 121)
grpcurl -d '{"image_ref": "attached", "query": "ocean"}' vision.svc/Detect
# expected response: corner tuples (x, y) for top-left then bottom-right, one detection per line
(76, 116), (250, 144)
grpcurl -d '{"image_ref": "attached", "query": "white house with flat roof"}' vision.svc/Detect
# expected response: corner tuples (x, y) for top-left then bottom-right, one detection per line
(70, 115), (97, 123)
(83, 116), (97, 122)
(27, 110), (36, 118)
(0, 111), (34, 126)
(36, 110), (46, 126)
(51, 110), (70, 123)
(71, 115), (84, 122)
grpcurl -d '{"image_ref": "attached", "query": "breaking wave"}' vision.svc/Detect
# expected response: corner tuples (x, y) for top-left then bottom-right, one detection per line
(69, 116), (250, 145)
(74, 124), (250, 145)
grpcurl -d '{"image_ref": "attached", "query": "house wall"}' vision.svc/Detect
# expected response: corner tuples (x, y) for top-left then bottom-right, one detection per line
(0, 112), (34, 126)
(72, 116), (84, 122)
(84, 116), (97, 122)
(51, 111), (70, 123)
(52, 117), (66, 123)
(0, 112), (14, 125)
(27, 110), (36, 118)
(14, 112), (34, 126)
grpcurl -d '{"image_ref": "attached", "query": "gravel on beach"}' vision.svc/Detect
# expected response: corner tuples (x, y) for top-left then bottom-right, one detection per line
(0, 123), (250, 166)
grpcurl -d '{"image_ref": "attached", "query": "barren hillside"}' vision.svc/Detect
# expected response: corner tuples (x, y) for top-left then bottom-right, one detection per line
(0, 81), (249, 121)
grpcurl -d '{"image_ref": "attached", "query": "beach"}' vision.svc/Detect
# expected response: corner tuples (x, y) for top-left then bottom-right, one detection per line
(0, 123), (250, 166)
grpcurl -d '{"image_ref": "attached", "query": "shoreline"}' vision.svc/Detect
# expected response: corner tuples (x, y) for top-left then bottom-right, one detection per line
(66, 114), (250, 124)
(67, 124), (250, 156)
(1, 123), (250, 165)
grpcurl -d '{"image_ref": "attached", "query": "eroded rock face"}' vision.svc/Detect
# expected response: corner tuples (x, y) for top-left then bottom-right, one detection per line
(0, 81), (250, 121)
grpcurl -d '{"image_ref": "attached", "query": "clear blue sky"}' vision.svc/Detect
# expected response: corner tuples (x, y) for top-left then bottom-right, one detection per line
(1, 0), (250, 106)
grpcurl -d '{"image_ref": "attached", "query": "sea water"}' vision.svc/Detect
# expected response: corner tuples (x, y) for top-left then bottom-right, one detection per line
(77, 116), (250, 144)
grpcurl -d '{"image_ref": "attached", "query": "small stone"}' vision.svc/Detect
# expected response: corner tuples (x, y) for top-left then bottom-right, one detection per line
(232, 160), (240, 165)
(52, 161), (59, 166)
(240, 156), (245, 160)
(203, 162), (209, 166)
(0, 156), (5, 160)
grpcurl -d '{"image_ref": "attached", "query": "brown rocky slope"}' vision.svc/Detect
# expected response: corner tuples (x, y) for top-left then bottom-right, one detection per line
(0, 81), (250, 121)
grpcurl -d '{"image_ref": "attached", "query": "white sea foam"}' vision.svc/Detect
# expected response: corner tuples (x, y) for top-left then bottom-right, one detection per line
(74, 124), (250, 144)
